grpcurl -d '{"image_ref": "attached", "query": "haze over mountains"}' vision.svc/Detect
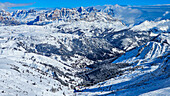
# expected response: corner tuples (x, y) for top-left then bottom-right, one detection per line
(0, 4), (169, 96)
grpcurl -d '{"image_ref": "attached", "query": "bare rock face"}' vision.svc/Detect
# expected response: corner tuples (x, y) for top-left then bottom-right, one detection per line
(47, 8), (78, 21)
(77, 7), (86, 13)
(28, 9), (36, 13)
(0, 16), (20, 25)
(0, 9), (11, 16)
(25, 6), (117, 25)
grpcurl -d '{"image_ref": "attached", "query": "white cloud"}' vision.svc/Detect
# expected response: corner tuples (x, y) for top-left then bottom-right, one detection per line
(0, 2), (34, 10)
(112, 5), (142, 25)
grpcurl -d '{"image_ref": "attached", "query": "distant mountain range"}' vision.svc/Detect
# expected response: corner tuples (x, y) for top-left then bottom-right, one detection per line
(0, 4), (170, 26)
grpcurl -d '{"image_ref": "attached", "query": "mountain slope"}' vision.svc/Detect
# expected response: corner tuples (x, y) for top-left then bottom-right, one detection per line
(75, 33), (170, 96)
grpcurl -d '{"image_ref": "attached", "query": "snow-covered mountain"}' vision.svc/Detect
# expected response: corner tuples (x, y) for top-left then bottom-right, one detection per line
(75, 31), (170, 96)
(0, 4), (170, 96)
(1, 4), (170, 26)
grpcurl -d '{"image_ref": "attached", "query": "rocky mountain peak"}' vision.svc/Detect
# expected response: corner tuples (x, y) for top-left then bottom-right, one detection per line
(0, 9), (11, 16)
(77, 6), (86, 13)
(86, 7), (98, 12)
(28, 9), (36, 13)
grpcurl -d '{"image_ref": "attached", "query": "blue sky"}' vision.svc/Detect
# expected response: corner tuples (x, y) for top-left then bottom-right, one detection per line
(0, 0), (170, 9)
